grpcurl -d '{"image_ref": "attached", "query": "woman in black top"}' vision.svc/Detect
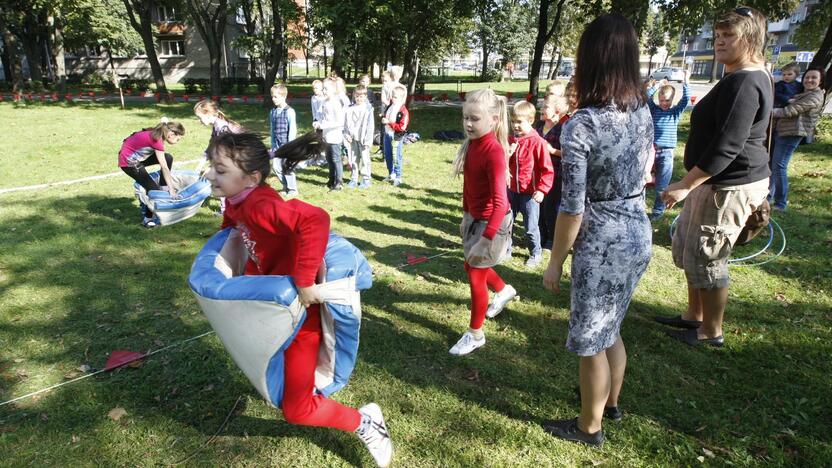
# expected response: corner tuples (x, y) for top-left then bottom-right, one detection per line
(656, 7), (771, 347)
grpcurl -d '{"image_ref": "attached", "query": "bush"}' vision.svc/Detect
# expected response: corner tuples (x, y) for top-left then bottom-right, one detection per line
(235, 77), (250, 94)
(66, 75), (83, 85)
(120, 78), (151, 93)
(83, 73), (104, 87)
(815, 115), (831, 142)
(220, 77), (235, 95)
(482, 68), (503, 82)
(102, 78), (116, 93)
(182, 78), (200, 94)
(0, 81), (10, 92)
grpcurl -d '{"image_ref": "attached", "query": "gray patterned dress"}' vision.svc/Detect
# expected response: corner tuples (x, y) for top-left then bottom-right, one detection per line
(559, 104), (653, 356)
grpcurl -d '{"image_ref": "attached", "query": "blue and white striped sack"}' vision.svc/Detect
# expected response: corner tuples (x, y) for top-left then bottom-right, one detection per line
(188, 228), (372, 407)
(134, 170), (212, 226)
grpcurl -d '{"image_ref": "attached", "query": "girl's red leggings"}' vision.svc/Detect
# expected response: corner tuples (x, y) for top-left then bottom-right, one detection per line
(282, 305), (362, 432)
(464, 262), (506, 329)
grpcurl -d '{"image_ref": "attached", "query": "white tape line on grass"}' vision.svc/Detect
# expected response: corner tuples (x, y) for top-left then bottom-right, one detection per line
(0, 158), (203, 195)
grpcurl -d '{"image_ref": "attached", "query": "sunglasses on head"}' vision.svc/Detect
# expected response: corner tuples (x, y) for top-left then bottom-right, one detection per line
(734, 7), (753, 17)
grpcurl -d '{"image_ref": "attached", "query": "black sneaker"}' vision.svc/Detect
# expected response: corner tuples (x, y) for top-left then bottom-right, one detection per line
(653, 314), (702, 329)
(541, 418), (604, 447)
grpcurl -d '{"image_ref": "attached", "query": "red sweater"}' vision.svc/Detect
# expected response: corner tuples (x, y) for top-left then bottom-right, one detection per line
(221, 185), (330, 288)
(508, 132), (554, 195)
(463, 132), (509, 239)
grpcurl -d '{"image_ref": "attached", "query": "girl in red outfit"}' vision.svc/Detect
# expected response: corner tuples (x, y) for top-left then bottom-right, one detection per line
(204, 132), (393, 468)
(449, 89), (516, 356)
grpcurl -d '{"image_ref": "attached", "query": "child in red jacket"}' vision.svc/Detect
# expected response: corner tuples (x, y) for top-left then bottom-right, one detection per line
(204, 132), (393, 468)
(508, 101), (554, 268)
(381, 84), (410, 186)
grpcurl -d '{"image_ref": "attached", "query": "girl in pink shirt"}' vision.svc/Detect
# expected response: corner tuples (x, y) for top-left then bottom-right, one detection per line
(118, 118), (185, 227)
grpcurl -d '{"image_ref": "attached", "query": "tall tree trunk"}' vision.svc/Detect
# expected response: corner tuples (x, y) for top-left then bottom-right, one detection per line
(261, 0), (285, 107)
(323, 44), (328, 76)
(529, 0), (565, 101)
(123, 0), (170, 99)
(0, 13), (17, 85)
(240, 0), (258, 80)
(552, 51), (563, 80)
(545, 45), (557, 79)
(808, 16), (832, 93)
(47, 12), (66, 95)
(709, 19), (718, 83)
(403, 43), (419, 95)
(19, 31), (43, 82)
(479, 35), (490, 81)
(184, 0), (230, 97)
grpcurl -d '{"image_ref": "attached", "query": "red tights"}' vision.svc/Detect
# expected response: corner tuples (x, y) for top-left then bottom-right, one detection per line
(464, 262), (506, 329)
(282, 305), (362, 432)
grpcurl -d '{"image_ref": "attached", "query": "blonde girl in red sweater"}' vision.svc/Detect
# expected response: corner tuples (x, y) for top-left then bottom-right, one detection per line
(449, 89), (516, 356)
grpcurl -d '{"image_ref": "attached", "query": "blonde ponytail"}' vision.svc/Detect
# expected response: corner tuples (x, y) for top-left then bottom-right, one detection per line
(452, 89), (510, 180)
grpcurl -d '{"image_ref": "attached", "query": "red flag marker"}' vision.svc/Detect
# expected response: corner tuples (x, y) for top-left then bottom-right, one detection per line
(103, 349), (146, 371)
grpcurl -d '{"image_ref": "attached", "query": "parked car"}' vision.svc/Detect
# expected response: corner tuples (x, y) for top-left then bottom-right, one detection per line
(650, 67), (685, 82)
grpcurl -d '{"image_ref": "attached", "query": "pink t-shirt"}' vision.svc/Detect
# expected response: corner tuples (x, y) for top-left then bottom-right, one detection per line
(118, 130), (165, 168)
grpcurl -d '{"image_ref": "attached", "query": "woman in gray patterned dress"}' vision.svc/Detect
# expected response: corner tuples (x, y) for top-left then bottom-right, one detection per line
(541, 14), (653, 447)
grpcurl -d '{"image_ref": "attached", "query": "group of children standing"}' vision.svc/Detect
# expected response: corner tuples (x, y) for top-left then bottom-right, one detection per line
(279, 72), (410, 192)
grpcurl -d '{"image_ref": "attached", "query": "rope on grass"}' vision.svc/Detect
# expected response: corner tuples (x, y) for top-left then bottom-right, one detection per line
(0, 331), (215, 407)
(668, 215), (787, 266)
(0, 247), (456, 407)
(0, 158), (203, 196)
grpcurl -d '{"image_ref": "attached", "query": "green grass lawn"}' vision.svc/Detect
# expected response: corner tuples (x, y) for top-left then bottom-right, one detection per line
(0, 101), (830, 466)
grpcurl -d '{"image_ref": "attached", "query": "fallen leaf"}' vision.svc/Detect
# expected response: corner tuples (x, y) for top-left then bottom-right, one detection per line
(77, 364), (92, 373)
(591, 460), (605, 466)
(13, 358), (23, 363)
(40, 413), (49, 421)
(16, 369), (28, 379)
(702, 448), (715, 458)
(465, 369), (480, 381)
(695, 425), (707, 432)
(154, 339), (165, 347)
(202, 384), (214, 392)
(64, 370), (82, 380)
(71, 434), (80, 443)
(107, 407), (127, 421)
(697, 456), (705, 463)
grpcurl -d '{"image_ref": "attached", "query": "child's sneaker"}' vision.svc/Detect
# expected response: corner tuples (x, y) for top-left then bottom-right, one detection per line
(486, 285), (516, 319)
(392, 177), (401, 187)
(358, 179), (372, 189)
(356, 403), (393, 468)
(449, 331), (485, 356)
(142, 216), (159, 228)
(347, 179), (359, 188)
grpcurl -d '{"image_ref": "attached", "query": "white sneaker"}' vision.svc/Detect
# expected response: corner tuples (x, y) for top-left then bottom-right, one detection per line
(449, 331), (486, 356)
(357, 403), (393, 468)
(486, 285), (516, 319)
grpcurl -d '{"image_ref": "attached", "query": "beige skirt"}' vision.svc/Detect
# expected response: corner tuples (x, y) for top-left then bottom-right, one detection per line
(461, 210), (513, 268)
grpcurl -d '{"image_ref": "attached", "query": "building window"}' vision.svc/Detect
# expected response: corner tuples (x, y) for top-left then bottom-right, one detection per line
(786, 34), (793, 45)
(236, 7), (247, 25)
(160, 40), (185, 57)
(158, 5), (179, 22)
(238, 48), (250, 59)
(705, 39), (713, 50)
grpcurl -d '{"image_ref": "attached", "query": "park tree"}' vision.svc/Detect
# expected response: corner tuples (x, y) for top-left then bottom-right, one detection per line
(659, 0), (798, 82)
(182, 0), (231, 97)
(121, 0), (174, 98)
(0, 1), (49, 83)
(544, 2), (585, 80)
(65, 0), (143, 98)
(528, 0), (566, 100)
(794, 0), (831, 94)
(643, 9), (665, 75)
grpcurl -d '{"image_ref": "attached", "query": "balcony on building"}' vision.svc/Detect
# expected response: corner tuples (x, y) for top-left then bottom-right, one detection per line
(768, 19), (791, 33)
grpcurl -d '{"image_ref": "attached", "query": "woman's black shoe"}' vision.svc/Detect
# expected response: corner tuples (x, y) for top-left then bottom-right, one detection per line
(541, 418), (604, 447)
(653, 314), (702, 329)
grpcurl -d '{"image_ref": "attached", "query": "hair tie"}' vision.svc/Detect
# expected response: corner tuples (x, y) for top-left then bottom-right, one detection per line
(160, 116), (170, 124)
